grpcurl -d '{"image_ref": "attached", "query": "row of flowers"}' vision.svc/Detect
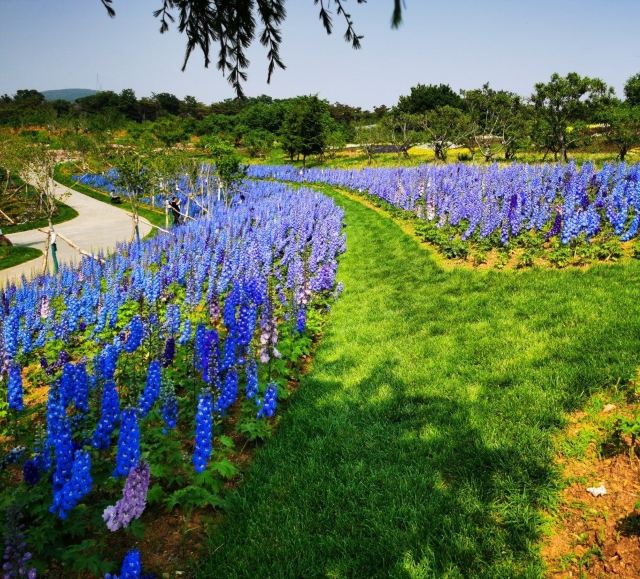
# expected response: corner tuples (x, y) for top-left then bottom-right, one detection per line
(0, 179), (345, 577)
(247, 162), (640, 246)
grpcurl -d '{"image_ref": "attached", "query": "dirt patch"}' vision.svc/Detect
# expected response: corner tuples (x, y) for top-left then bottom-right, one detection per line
(543, 394), (640, 577)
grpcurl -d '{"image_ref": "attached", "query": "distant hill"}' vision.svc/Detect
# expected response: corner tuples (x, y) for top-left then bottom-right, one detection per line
(42, 89), (98, 102)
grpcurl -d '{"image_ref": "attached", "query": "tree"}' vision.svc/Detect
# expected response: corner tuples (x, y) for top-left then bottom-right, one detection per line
(418, 106), (472, 162)
(280, 96), (329, 165)
(19, 141), (71, 272)
(153, 92), (182, 116)
(463, 83), (529, 162)
(202, 137), (247, 205)
(354, 123), (388, 164)
(118, 88), (140, 120)
(243, 129), (275, 158)
(100, 1), (404, 96)
(624, 73), (640, 107)
(531, 72), (612, 162)
(599, 102), (640, 161)
(382, 113), (421, 158)
(397, 84), (463, 114)
(112, 150), (157, 242)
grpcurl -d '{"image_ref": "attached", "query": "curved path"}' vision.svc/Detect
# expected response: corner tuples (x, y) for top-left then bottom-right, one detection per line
(201, 185), (640, 577)
(1, 178), (152, 287)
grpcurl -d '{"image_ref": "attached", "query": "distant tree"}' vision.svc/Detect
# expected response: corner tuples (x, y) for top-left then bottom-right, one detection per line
(112, 150), (157, 242)
(532, 72), (612, 162)
(243, 129), (274, 158)
(238, 100), (286, 134)
(202, 137), (247, 204)
(599, 102), (640, 161)
(328, 102), (364, 125)
(152, 116), (190, 146)
(13, 90), (45, 107)
(419, 106), (472, 162)
(397, 84), (463, 114)
(100, 1), (404, 96)
(181, 95), (205, 119)
(62, 131), (96, 170)
(76, 91), (121, 115)
(624, 73), (640, 107)
(153, 92), (182, 116)
(463, 83), (529, 162)
(280, 96), (329, 165)
(354, 123), (388, 164)
(118, 88), (140, 120)
(138, 97), (161, 122)
(373, 104), (390, 119)
(324, 125), (348, 160)
(382, 113), (421, 158)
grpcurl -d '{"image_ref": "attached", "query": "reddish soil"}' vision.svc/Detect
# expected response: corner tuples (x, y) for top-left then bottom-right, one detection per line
(543, 404), (640, 577)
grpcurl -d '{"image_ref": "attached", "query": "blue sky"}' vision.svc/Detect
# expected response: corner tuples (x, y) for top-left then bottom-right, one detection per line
(1, 0), (639, 109)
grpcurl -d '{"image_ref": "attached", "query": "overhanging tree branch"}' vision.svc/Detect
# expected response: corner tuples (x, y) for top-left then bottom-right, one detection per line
(100, 1), (403, 96)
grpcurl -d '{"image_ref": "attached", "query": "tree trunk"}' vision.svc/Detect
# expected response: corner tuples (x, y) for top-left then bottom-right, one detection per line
(619, 146), (628, 161)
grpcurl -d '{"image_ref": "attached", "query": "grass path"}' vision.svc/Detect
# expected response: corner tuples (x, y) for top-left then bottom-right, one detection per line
(202, 185), (640, 578)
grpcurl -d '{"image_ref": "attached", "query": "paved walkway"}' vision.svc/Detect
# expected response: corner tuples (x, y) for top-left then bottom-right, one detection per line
(1, 179), (152, 287)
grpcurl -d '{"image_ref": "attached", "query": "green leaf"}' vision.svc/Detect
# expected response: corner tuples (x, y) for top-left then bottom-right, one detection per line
(211, 458), (240, 480)
(147, 482), (165, 505)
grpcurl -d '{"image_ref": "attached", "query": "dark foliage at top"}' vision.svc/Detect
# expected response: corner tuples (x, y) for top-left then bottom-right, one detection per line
(100, 0), (405, 96)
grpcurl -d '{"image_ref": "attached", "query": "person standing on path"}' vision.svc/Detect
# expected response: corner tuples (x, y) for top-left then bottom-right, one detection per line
(169, 196), (181, 226)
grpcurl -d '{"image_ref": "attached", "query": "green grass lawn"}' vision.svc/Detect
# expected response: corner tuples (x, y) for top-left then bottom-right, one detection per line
(3, 201), (78, 234)
(1, 169), (78, 234)
(200, 184), (640, 578)
(243, 145), (640, 170)
(0, 245), (42, 270)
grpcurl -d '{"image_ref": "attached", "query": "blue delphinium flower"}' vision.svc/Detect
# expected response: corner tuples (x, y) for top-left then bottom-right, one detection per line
(295, 307), (307, 334)
(216, 369), (238, 414)
(165, 304), (181, 335)
(0, 446), (26, 469)
(105, 548), (142, 579)
(1, 510), (37, 579)
(101, 344), (119, 381)
(245, 358), (258, 399)
(47, 387), (73, 493)
(113, 409), (140, 477)
(138, 360), (161, 417)
(51, 450), (92, 519)
(161, 337), (175, 368)
(93, 380), (120, 450)
(160, 391), (178, 433)
(257, 384), (278, 419)
(177, 317), (192, 345)
(221, 335), (236, 371)
(59, 362), (75, 408)
(74, 362), (89, 413)
(23, 458), (41, 486)
(193, 391), (213, 473)
(2, 312), (19, 360)
(124, 316), (144, 353)
(7, 363), (24, 411)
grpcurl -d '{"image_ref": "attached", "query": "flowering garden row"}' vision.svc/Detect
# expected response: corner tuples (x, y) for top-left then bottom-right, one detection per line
(0, 180), (345, 577)
(248, 162), (640, 267)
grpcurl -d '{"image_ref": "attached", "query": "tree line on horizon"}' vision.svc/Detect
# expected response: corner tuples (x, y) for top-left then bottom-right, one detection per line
(1, 71), (640, 164)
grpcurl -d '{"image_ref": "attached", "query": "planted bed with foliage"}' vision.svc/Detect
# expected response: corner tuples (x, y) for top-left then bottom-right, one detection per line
(0, 180), (344, 577)
(250, 162), (640, 267)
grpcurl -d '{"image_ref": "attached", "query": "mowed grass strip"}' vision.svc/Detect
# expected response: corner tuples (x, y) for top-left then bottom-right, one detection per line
(201, 185), (640, 578)
(0, 245), (42, 270)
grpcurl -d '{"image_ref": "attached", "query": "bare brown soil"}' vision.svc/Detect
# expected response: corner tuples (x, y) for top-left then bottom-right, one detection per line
(543, 398), (640, 577)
